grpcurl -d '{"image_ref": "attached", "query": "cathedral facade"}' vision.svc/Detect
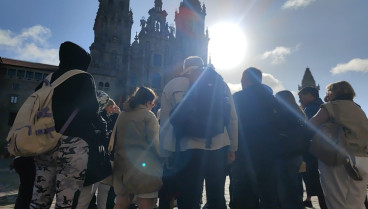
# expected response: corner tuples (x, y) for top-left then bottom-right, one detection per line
(88, 0), (209, 103)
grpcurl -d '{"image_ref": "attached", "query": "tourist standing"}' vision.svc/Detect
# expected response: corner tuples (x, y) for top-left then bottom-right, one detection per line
(30, 41), (97, 209)
(160, 56), (238, 209)
(298, 87), (327, 209)
(113, 87), (162, 209)
(275, 90), (307, 209)
(310, 81), (368, 209)
(231, 67), (279, 209)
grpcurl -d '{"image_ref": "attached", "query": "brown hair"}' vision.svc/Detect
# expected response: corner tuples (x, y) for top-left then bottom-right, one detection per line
(275, 90), (306, 119)
(127, 87), (157, 109)
(242, 67), (262, 84)
(326, 81), (355, 101)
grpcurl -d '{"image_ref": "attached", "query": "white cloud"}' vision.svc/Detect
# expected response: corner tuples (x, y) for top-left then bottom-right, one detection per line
(0, 25), (58, 65)
(226, 73), (285, 94)
(263, 73), (285, 93)
(0, 29), (19, 47)
(331, 58), (368, 74)
(227, 83), (242, 94)
(262, 46), (291, 64)
(262, 44), (301, 65)
(282, 0), (316, 10)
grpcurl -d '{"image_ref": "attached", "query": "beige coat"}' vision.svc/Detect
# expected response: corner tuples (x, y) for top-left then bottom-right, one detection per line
(323, 100), (368, 157)
(113, 104), (162, 195)
(159, 76), (238, 157)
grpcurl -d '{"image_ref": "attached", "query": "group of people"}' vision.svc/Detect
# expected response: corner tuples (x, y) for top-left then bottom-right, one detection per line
(10, 41), (368, 209)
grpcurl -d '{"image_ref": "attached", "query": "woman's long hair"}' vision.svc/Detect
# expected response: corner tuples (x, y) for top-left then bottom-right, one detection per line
(275, 90), (306, 119)
(127, 87), (157, 109)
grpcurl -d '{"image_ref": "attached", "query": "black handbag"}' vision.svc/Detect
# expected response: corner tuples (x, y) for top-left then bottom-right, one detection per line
(84, 115), (112, 186)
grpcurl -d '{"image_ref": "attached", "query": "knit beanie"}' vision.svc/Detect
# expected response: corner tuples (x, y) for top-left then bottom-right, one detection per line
(96, 90), (110, 113)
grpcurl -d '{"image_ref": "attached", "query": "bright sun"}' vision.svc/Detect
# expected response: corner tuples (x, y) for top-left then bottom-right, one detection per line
(208, 22), (247, 70)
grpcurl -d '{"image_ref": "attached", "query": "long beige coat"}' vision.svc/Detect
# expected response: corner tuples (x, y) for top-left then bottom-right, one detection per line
(113, 104), (162, 195)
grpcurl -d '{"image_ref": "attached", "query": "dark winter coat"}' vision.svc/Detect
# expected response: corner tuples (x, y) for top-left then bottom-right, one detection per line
(233, 83), (279, 160)
(304, 98), (323, 120)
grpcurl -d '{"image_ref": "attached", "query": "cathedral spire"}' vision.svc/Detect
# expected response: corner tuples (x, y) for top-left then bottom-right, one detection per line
(155, 0), (162, 12)
(183, 0), (202, 12)
(175, 0), (208, 64)
(298, 67), (320, 91)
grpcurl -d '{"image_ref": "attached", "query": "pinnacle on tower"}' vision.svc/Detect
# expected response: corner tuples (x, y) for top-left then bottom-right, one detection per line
(155, 0), (162, 11)
(298, 67), (320, 91)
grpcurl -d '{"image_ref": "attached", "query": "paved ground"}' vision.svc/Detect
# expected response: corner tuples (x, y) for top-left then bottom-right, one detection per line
(0, 158), (324, 209)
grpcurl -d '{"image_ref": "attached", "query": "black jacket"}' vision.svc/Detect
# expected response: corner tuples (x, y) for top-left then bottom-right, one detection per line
(233, 83), (279, 160)
(304, 98), (323, 120)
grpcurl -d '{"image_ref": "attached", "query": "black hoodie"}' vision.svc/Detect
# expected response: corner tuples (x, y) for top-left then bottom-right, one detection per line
(36, 41), (98, 143)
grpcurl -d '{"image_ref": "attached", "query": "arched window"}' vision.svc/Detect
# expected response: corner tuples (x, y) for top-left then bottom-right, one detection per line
(152, 73), (161, 89)
(98, 82), (104, 90)
(104, 82), (110, 91)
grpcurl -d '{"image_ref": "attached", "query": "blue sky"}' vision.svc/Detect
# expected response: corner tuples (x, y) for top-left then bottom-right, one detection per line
(1, 0), (367, 113)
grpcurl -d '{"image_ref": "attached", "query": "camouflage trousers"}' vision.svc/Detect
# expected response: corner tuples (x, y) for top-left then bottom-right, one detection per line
(30, 136), (89, 209)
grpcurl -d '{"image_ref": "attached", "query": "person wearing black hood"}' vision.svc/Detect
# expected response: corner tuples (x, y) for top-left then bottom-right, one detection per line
(30, 41), (99, 209)
(298, 87), (327, 209)
(230, 67), (280, 209)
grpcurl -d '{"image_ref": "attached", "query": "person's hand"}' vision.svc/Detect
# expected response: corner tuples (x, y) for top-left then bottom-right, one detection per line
(113, 105), (121, 113)
(227, 151), (236, 164)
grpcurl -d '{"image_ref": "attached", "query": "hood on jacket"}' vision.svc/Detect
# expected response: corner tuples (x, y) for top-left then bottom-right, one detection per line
(59, 41), (91, 71)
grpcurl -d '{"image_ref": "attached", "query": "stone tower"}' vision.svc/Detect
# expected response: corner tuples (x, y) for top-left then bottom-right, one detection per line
(298, 67), (320, 91)
(89, 0), (133, 100)
(89, 0), (209, 102)
(129, 0), (175, 95)
(175, 0), (209, 63)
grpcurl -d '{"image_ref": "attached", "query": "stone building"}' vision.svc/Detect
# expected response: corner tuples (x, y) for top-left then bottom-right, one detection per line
(0, 57), (57, 153)
(0, 0), (209, 152)
(89, 0), (209, 102)
(298, 67), (320, 91)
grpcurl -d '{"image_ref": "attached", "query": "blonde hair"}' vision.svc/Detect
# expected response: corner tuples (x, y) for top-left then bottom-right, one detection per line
(106, 98), (115, 107)
(183, 56), (204, 70)
(326, 81), (356, 101)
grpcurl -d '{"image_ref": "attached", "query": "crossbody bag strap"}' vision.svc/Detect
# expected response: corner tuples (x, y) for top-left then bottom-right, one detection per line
(108, 113), (123, 153)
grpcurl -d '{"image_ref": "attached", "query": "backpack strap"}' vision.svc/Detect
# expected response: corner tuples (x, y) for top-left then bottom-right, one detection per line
(44, 70), (88, 89)
(43, 70), (89, 135)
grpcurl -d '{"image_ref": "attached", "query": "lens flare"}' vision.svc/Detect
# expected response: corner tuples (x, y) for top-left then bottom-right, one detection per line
(208, 22), (247, 70)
